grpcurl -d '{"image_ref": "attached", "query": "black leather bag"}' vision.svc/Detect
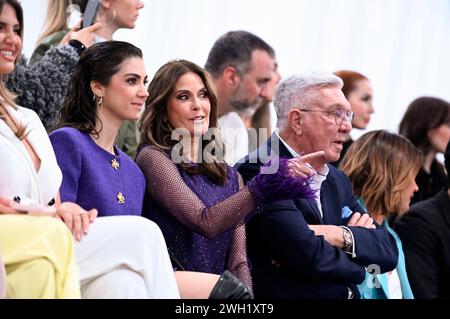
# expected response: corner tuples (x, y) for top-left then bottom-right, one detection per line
(208, 270), (254, 299)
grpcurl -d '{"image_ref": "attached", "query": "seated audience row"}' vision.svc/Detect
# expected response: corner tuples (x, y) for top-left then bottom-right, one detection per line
(1, 2), (316, 297)
(2, 0), (449, 300)
(235, 72), (398, 299)
(0, 2), (180, 299)
(50, 41), (318, 297)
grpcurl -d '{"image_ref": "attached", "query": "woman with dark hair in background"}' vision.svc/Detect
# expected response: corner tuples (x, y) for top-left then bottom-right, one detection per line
(399, 96), (450, 204)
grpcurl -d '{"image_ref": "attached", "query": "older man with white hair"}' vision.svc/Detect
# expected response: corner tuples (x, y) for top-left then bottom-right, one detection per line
(236, 71), (398, 299)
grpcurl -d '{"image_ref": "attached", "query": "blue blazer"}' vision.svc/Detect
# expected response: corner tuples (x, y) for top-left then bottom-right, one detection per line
(235, 133), (399, 299)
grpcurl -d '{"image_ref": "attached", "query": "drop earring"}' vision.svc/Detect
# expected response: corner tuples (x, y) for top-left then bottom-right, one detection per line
(97, 96), (103, 108)
(93, 94), (103, 108)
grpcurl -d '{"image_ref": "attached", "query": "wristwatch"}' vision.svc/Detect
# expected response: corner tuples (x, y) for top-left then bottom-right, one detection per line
(342, 227), (353, 253)
(68, 39), (86, 56)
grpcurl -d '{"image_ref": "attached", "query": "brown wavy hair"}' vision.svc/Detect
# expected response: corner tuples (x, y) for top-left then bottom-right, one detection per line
(138, 59), (227, 185)
(339, 130), (421, 217)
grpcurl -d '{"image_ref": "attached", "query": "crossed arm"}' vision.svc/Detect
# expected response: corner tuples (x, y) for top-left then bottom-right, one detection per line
(249, 200), (367, 284)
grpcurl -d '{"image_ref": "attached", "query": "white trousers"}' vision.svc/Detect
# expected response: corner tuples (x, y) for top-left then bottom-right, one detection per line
(74, 216), (180, 299)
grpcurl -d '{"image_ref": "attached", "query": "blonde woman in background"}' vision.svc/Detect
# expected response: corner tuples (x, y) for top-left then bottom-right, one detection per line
(29, 0), (88, 65)
(340, 130), (419, 299)
(31, 0), (145, 64)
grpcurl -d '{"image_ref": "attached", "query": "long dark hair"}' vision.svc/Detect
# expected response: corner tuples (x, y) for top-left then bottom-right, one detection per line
(139, 60), (227, 185)
(0, 0), (26, 139)
(399, 96), (450, 155)
(54, 41), (143, 135)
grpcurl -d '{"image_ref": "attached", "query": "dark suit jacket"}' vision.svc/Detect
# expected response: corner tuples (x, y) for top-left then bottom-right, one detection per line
(235, 133), (398, 299)
(394, 189), (450, 299)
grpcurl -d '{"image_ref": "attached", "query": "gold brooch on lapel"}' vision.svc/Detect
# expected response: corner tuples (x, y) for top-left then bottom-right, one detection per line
(111, 159), (120, 170)
(117, 192), (125, 204)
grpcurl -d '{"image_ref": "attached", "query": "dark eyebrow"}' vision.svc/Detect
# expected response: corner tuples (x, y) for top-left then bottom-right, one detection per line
(124, 73), (142, 78)
(0, 21), (20, 28)
(174, 87), (207, 94)
(125, 73), (149, 83)
(174, 89), (191, 94)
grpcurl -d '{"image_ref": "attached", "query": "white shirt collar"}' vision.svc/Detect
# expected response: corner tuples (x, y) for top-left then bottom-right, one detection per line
(275, 129), (329, 176)
(275, 129), (301, 157)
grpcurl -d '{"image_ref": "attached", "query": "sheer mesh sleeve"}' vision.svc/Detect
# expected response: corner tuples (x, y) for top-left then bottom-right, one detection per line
(226, 174), (252, 289)
(227, 224), (252, 289)
(136, 146), (259, 239)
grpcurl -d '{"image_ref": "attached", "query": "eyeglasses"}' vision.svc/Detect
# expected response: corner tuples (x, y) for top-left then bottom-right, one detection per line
(299, 108), (354, 126)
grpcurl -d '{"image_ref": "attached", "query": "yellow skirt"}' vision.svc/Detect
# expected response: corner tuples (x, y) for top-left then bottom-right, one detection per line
(0, 215), (81, 298)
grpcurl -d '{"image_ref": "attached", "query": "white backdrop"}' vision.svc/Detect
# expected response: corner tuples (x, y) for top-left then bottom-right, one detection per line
(21, 0), (450, 138)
